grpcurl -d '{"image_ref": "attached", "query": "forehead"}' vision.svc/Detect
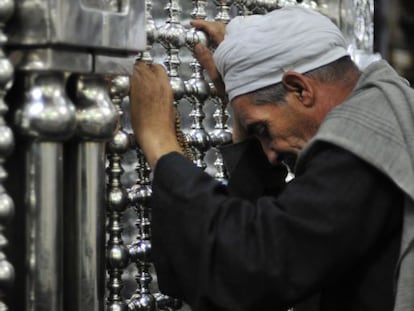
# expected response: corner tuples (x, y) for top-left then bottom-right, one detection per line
(231, 94), (280, 122)
(231, 94), (254, 112)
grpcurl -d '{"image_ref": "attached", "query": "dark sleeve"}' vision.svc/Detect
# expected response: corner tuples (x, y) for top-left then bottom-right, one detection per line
(150, 143), (399, 311)
(220, 138), (288, 201)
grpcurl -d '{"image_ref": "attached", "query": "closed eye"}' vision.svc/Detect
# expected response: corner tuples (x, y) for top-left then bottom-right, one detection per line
(246, 121), (271, 139)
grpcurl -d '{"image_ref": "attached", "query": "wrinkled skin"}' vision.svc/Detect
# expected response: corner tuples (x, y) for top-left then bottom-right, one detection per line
(129, 62), (182, 169)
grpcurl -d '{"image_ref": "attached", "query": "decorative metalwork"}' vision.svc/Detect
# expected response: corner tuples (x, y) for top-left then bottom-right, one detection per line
(191, 0), (208, 18)
(277, 0), (297, 7)
(209, 95), (232, 183)
(140, 0), (158, 63)
(154, 293), (182, 310)
(352, 0), (374, 52)
(185, 0), (211, 169)
(214, 0), (233, 23)
(126, 1), (156, 309)
(127, 149), (154, 311)
(208, 1), (233, 183)
(0, 0), (377, 309)
(158, 0), (187, 106)
(0, 0), (15, 308)
(64, 74), (118, 311)
(17, 71), (77, 311)
(158, 0), (194, 162)
(106, 76), (131, 311)
(236, 0), (279, 14)
(299, 0), (318, 10)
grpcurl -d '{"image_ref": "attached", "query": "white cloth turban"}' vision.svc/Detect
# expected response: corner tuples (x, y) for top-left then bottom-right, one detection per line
(213, 6), (349, 102)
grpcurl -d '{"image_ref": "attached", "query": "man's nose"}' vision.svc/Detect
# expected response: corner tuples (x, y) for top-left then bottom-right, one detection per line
(259, 140), (279, 165)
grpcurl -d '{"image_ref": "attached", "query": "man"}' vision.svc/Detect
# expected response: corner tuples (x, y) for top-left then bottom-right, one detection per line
(130, 6), (414, 311)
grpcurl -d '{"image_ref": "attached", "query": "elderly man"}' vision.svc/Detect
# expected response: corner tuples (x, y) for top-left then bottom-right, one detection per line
(130, 6), (414, 311)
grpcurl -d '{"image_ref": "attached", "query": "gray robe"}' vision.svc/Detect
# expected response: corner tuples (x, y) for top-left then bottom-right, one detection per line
(298, 60), (414, 311)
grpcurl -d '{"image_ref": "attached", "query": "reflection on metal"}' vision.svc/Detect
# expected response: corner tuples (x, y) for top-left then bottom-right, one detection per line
(7, 0), (145, 52)
(158, 0), (187, 106)
(352, 0), (375, 52)
(16, 74), (76, 140)
(278, 0), (297, 6)
(106, 76), (131, 311)
(127, 149), (154, 311)
(1, 0), (377, 310)
(214, 0), (233, 23)
(317, 0), (341, 26)
(154, 293), (182, 310)
(209, 1), (232, 183)
(236, 0), (279, 14)
(0, 0), (15, 308)
(335, 0), (378, 66)
(25, 142), (64, 311)
(64, 75), (118, 311)
(209, 94), (232, 183)
(81, 0), (129, 12)
(126, 1), (156, 309)
(140, 0), (158, 64)
(18, 72), (76, 311)
(299, 0), (318, 9)
(185, 0), (211, 169)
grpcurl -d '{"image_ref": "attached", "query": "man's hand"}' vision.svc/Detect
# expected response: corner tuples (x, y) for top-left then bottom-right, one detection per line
(130, 61), (182, 169)
(193, 43), (226, 101)
(191, 20), (227, 103)
(190, 20), (226, 47)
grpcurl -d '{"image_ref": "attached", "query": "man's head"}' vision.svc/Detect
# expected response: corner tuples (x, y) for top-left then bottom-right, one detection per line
(232, 56), (360, 164)
(213, 6), (360, 163)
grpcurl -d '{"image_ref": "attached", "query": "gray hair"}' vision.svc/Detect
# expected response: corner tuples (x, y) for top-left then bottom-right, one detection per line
(250, 56), (359, 105)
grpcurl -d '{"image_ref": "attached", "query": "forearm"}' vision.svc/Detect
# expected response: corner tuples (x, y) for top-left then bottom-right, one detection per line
(150, 145), (399, 310)
(129, 61), (183, 169)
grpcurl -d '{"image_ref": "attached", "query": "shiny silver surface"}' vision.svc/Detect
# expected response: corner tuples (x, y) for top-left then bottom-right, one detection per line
(16, 70), (75, 310)
(184, 0), (211, 170)
(208, 2), (233, 182)
(158, 0), (187, 101)
(0, 1), (15, 309)
(64, 142), (106, 311)
(139, 0), (158, 63)
(106, 75), (130, 311)
(6, 0), (145, 76)
(94, 55), (137, 76)
(25, 142), (63, 311)
(73, 75), (119, 140)
(7, 0), (146, 52)
(8, 49), (92, 73)
(64, 74), (119, 311)
(127, 2), (156, 309)
(16, 72), (76, 140)
(214, 0), (233, 23)
(0, 1), (377, 310)
(127, 149), (155, 311)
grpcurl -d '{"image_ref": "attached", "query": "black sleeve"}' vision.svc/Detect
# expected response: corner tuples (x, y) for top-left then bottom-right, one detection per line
(150, 143), (400, 311)
(220, 138), (288, 202)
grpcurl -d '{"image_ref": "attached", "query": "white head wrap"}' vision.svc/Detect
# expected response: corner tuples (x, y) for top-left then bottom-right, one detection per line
(213, 6), (349, 102)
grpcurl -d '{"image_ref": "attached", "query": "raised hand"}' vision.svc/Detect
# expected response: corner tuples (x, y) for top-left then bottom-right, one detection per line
(191, 20), (227, 103)
(130, 61), (182, 169)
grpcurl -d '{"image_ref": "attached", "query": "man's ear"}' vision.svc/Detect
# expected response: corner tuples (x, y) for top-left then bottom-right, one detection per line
(282, 72), (314, 107)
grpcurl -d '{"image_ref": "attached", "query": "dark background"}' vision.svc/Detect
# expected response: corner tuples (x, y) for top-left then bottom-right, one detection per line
(376, 0), (414, 83)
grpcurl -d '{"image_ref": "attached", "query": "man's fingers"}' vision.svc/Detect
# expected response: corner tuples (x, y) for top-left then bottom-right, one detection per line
(149, 64), (170, 84)
(190, 19), (210, 31)
(190, 20), (225, 46)
(193, 43), (226, 100)
(194, 44), (217, 77)
(133, 60), (150, 75)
